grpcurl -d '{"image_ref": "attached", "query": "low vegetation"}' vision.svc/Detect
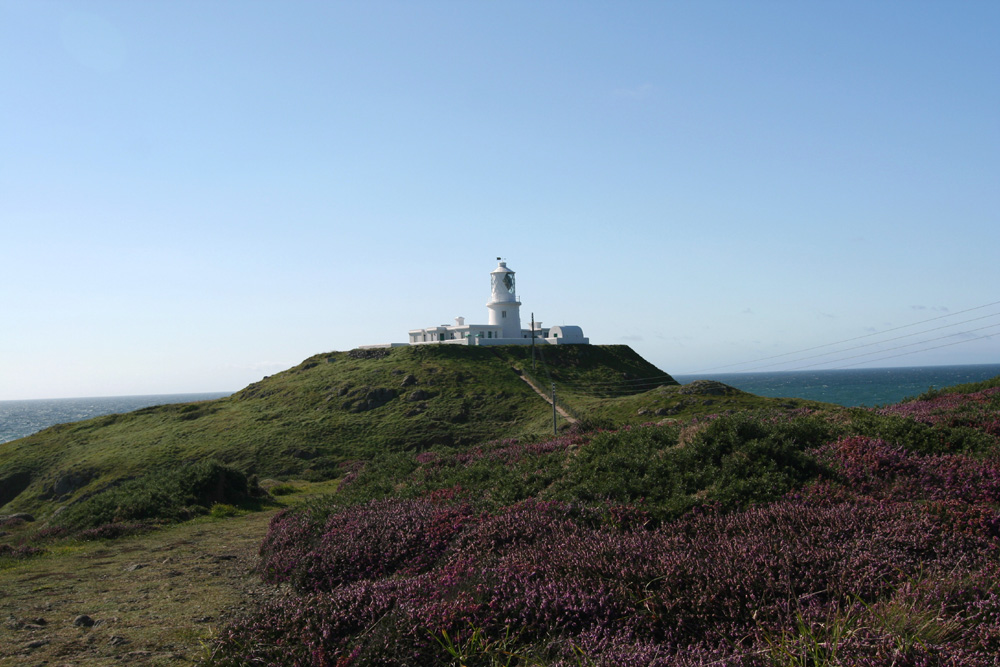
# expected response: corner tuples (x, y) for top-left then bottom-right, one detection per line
(4, 348), (1000, 665)
(200, 380), (1000, 666)
(0, 345), (677, 516)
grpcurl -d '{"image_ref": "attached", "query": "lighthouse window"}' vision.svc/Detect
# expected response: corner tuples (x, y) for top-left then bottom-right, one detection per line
(503, 273), (515, 293)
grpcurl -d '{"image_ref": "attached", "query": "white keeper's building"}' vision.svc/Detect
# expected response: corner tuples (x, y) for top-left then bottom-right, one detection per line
(404, 259), (589, 346)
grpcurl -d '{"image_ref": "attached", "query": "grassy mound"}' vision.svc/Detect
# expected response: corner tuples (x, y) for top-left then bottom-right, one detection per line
(0, 345), (677, 516)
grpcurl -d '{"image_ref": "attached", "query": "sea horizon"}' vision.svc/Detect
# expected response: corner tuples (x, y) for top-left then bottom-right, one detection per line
(674, 362), (1000, 408)
(0, 391), (233, 445)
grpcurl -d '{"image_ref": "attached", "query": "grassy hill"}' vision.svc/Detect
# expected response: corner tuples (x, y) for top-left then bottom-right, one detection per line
(0, 344), (701, 516)
(5, 346), (999, 665)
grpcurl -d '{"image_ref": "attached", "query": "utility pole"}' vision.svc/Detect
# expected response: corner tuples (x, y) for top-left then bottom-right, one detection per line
(531, 312), (536, 372)
(551, 383), (557, 435)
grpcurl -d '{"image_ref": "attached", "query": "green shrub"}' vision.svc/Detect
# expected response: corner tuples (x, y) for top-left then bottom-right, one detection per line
(554, 412), (832, 520)
(847, 410), (996, 455)
(55, 460), (260, 531)
(209, 503), (241, 518)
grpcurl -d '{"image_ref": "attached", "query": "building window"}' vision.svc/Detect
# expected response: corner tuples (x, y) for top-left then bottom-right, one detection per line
(502, 311), (506, 318)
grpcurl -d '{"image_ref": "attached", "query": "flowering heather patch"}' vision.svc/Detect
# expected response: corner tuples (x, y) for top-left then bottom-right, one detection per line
(0, 542), (45, 560)
(31, 525), (70, 541)
(259, 498), (474, 591)
(821, 436), (1000, 504)
(213, 489), (1000, 665)
(207, 391), (1000, 665)
(877, 387), (1000, 436)
(76, 521), (151, 541)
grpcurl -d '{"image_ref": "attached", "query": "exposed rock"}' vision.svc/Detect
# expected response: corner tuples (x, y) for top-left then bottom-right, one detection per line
(108, 635), (129, 646)
(124, 563), (145, 572)
(348, 348), (390, 359)
(0, 471), (32, 507)
(73, 614), (95, 627)
(679, 380), (740, 397)
(407, 390), (430, 402)
(400, 374), (418, 387)
(25, 639), (49, 649)
(0, 512), (35, 522)
(52, 471), (93, 499)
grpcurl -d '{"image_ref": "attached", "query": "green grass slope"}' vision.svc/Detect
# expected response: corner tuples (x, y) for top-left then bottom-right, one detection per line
(0, 344), (679, 516)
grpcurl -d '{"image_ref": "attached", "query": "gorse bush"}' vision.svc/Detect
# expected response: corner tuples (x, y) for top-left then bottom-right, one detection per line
(556, 411), (832, 517)
(55, 460), (260, 531)
(336, 412), (834, 523)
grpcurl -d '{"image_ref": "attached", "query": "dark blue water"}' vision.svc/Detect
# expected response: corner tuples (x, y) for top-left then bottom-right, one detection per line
(0, 392), (232, 444)
(673, 364), (1000, 408)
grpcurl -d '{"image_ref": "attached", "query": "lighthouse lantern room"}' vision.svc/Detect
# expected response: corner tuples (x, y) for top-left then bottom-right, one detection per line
(486, 259), (522, 339)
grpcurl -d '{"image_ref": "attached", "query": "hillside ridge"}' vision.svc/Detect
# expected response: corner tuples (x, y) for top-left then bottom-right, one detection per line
(0, 345), (678, 516)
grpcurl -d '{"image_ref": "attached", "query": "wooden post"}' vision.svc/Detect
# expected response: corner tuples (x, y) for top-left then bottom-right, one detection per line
(552, 383), (557, 435)
(531, 312), (536, 372)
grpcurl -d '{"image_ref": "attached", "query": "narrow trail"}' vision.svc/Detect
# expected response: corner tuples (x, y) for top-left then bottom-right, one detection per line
(517, 372), (578, 424)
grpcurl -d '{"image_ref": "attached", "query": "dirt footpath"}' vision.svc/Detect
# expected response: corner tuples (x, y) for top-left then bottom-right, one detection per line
(1, 510), (278, 666)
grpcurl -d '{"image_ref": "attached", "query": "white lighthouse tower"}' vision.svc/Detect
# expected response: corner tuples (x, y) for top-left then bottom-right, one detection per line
(486, 258), (522, 339)
(390, 258), (588, 347)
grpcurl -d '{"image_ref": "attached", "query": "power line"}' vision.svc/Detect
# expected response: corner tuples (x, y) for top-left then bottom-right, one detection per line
(692, 299), (1000, 374)
(826, 332), (999, 370)
(734, 311), (1000, 373)
(786, 323), (1000, 370)
(555, 373), (681, 388)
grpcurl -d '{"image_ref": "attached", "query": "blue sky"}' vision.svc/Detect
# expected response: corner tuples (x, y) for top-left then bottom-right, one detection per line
(2, 1), (998, 400)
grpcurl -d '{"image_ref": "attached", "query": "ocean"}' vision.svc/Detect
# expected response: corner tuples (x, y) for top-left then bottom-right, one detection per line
(674, 364), (1000, 408)
(0, 392), (232, 445)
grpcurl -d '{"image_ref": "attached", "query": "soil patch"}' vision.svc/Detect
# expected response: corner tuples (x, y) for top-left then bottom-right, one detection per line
(1, 510), (278, 666)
